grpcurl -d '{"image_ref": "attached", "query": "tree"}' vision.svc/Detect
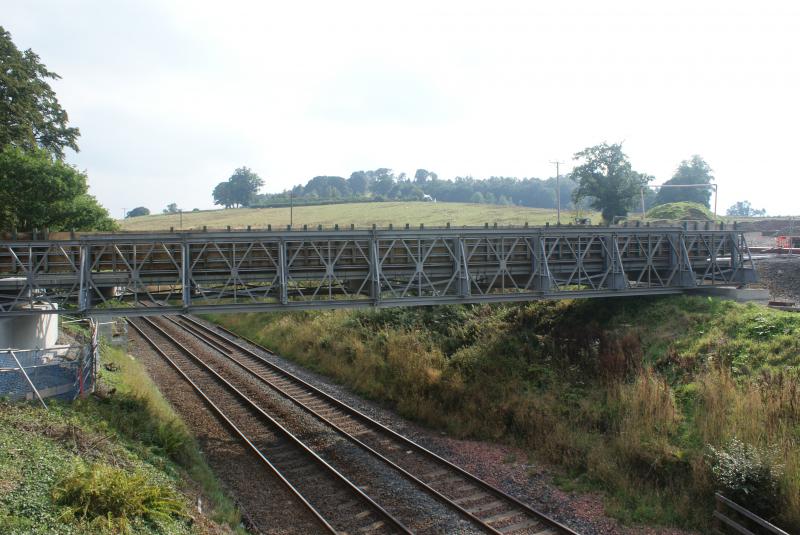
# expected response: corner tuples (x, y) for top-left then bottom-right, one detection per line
(726, 200), (766, 217)
(212, 181), (234, 208)
(126, 206), (150, 218)
(371, 169), (395, 196)
(228, 167), (263, 207)
(347, 171), (369, 195)
(0, 146), (115, 231)
(654, 155), (714, 207)
(470, 191), (485, 204)
(571, 143), (652, 223)
(0, 27), (80, 159)
(213, 167), (263, 208)
(163, 203), (179, 214)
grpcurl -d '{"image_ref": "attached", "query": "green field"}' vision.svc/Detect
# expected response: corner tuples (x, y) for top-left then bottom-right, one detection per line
(120, 202), (597, 231)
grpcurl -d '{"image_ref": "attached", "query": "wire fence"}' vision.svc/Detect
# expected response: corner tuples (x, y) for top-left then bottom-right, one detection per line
(0, 334), (97, 405)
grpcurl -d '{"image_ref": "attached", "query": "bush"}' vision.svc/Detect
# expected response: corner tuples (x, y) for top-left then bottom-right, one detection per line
(707, 438), (784, 518)
(647, 201), (714, 221)
(53, 461), (185, 531)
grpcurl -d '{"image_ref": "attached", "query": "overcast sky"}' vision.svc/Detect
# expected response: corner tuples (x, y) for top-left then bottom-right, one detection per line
(5, 0), (799, 217)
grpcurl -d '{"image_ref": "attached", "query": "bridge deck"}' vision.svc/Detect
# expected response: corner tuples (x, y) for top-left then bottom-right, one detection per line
(0, 226), (757, 316)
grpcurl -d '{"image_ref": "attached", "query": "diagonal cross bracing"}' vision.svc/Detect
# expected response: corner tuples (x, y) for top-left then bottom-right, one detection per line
(0, 227), (757, 316)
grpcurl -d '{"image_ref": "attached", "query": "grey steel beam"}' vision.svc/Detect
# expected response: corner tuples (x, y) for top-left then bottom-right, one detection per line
(0, 227), (758, 317)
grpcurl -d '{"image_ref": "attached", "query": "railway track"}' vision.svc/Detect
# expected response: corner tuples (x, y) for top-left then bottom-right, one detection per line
(137, 310), (577, 535)
(128, 316), (411, 535)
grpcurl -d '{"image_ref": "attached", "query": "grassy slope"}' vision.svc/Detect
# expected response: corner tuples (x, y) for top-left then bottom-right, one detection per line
(120, 202), (597, 231)
(206, 297), (800, 531)
(0, 344), (244, 535)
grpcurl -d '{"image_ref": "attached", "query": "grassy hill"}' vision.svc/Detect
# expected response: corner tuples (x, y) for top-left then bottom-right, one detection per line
(120, 202), (597, 231)
(206, 297), (800, 532)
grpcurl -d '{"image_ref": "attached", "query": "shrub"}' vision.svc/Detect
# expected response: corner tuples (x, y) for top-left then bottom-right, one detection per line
(707, 438), (784, 518)
(52, 461), (185, 531)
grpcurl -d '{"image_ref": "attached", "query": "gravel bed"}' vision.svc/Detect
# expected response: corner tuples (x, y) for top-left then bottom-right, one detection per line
(141, 316), (481, 534)
(754, 256), (800, 303)
(189, 316), (698, 535)
(127, 328), (321, 535)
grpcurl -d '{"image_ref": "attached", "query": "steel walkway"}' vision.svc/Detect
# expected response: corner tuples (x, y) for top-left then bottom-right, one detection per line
(0, 226), (758, 317)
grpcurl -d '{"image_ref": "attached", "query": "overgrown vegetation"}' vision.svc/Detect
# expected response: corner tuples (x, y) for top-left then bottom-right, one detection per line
(0, 344), (244, 534)
(207, 296), (800, 531)
(646, 201), (714, 221)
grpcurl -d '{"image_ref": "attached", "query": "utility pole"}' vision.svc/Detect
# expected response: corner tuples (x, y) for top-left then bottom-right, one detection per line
(550, 161), (564, 225)
(179, 209), (182, 230)
(289, 190), (293, 228)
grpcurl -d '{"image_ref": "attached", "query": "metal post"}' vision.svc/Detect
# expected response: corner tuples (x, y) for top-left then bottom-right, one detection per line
(278, 239), (288, 305)
(640, 188), (646, 220)
(713, 184), (718, 220)
(9, 350), (47, 409)
(181, 241), (191, 309)
(78, 243), (91, 313)
(550, 160), (564, 225)
(369, 234), (381, 304)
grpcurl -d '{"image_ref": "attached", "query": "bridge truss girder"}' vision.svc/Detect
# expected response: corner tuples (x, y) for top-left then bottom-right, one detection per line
(0, 228), (758, 317)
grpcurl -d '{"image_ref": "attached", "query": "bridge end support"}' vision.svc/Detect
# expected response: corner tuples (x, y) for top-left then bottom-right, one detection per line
(688, 286), (770, 304)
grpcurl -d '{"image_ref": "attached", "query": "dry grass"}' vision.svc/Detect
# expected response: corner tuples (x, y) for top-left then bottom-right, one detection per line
(206, 297), (800, 531)
(120, 202), (598, 231)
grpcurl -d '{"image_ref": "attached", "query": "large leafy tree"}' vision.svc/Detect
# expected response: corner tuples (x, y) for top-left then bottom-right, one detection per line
(0, 146), (115, 231)
(654, 155), (714, 207)
(0, 28), (115, 233)
(571, 143), (652, 223)
(0, 26), (79, 159)
(213, 167), (264, 208)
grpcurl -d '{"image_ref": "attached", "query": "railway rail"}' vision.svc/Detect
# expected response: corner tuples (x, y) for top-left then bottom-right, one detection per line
(128, 316), (411, 535)
(140, 310), (577, 534)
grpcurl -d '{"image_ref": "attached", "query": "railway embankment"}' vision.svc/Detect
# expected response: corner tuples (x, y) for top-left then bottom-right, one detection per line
(0, 340), (246, 535)
(206, 295), (800, 533)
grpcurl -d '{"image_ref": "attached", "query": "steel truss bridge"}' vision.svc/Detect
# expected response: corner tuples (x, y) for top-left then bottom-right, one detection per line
(0, 227), (757, 317)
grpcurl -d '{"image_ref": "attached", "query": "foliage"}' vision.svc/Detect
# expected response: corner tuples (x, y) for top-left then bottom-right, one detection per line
(0, 146), (116, 231)
(52, 461), (185, 531)
(162, 203), (179, 214)
(653, 156), (714, 208)
(571, 143), (652, 223)
(0, 26), (79, 159)
(252, 167), (575, 210)
(213, 167), (264, 208)
(707, 439), (784, 518)
(727, 200), (767, 217)
(0, 343), (245, 534)
(126, 206), (150, 218)
(208, 296), (800, 531)
(646, 202), (714, 221)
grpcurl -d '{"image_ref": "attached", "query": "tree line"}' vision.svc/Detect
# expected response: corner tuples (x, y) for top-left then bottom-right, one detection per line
(0, 27), (115, 232)
(251, 169), (578, 210)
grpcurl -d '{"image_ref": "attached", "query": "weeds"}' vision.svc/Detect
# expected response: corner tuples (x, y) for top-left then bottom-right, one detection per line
(53, 461), (185, 532)
(207, 296), (800, 531)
